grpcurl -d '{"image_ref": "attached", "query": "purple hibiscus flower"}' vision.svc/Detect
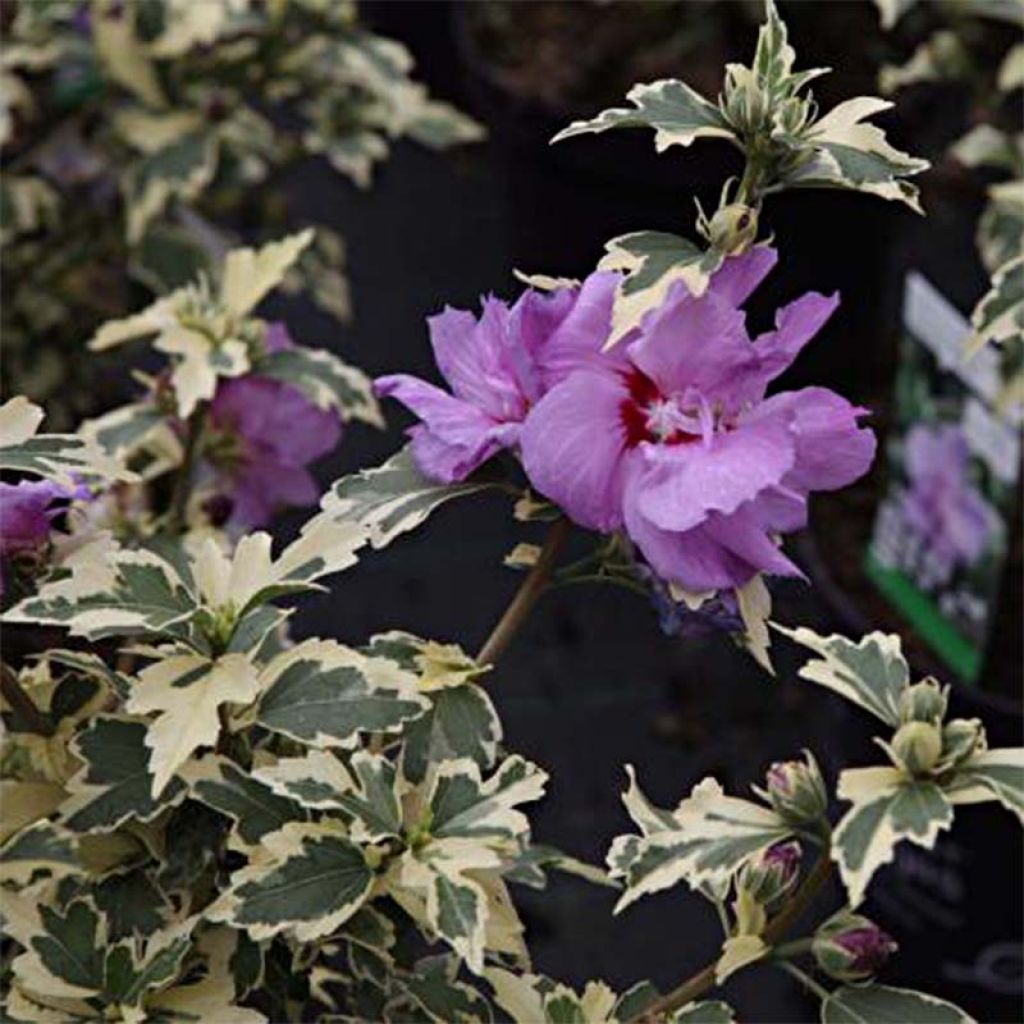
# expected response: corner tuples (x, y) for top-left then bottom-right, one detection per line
(901, 423), (994, 582)
(0, 480), (75, 595)
(520, 248), (876, 592)
(374, 273), (619, 483)
(205, 324), (341, 528)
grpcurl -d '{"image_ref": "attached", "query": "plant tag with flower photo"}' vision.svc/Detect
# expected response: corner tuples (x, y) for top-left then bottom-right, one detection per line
(866, 272), (1022, 683)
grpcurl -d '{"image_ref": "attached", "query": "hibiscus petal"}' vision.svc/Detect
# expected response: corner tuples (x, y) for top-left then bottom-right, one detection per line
(702, 504), (805, 581)
(427, 303), (526, 420)
(710, 246), (779, 306)
(229, 463), (319, 529)
(627, 282), (758, 403)
(376, 374), (517, 483)
(633, 417), (796, 532)
(752, 387), (876, 493)
(520, 367), (633, 531)
(748, 292), (840, 395)
(518, 272), (621, 391)
(623, 498), (753, 591)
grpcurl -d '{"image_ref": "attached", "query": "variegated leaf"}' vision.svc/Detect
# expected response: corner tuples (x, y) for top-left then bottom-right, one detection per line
(552, 79), (734, 150)
(252, 748), (354, 810)
(220, 229), (314, 318)
(5, 542), (194, 641)
(183, 754), (306, 845)
(124, 130), (219, 243)
(607, 767), (791, 912)
(127, 652), (261, 797)
(365, 631), (500, 784)
(597, 231), (726, 345)
(970, 254), (1024, 356)
(0, 822), (80, 887)
(210, 821), (374, 942)
(425, 756), (548, 845)
(391, 954), (493, 1023)
(58, 717), (188, 834)
(319, 446), (495, 552)
(820, 984), (976, 1023)
(945, 748), (1024, 822)
(0, 396), (132, 487)
(256, 638), (428, 748)
(833, 767), (954, 906)
(671, 1001), (738, 1023)
(774, 625), (908, 726)
(781, 96), (929, 212)
(486, 968), (627, 1024)
(257, 345), (384, 427)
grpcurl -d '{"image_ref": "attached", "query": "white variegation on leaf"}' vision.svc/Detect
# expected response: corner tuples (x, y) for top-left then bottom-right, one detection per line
(820, 983), (976, 1024)
(365, 630), (500, 784)
(774, 625), (909, 726)
(945, 748), (1024, 822)
(832, 767), (954, 906)
(486, 967), (623, 1024)
(256, 344), (383, 427)
(57, 717), (189, 834)
(607, 767), (792, 912)
(597, 231), (727, 345)
(320, 446), (496, 552)
(255, 638), (428, 749)
(552, 78), (735, 151)
(0, 396), (134, 487)
(210, 820), (375, 943)
(127, 652), (261, 797)
(87, 232), (313, 417)
(0, 822), (81, 887)
(181, 754), (305, 848)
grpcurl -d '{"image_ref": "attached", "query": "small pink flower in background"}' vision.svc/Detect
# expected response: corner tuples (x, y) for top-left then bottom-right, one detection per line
(205, 323), (341, 528)
(0, 480), (76, 595)
(901, 423), (995, 582)
(375, 273), (619, 482)
(521, 248), (875, 592)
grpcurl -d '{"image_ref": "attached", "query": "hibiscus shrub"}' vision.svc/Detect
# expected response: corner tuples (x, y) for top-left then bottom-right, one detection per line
(1, 3), (1021, 1023)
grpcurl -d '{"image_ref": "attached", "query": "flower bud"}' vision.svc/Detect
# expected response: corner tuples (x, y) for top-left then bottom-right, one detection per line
(813, 912), (898, 982)
(737, 841), (801, 907)
(764, 752), (828, 826)
(891, 720), (942, 775)
(899, 678), (947, 726)
(708, 203), (759, 256)
(937, 718), (986, 772)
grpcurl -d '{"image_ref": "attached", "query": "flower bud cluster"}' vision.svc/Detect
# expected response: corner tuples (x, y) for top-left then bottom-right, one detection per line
(886, 677), (986, 778)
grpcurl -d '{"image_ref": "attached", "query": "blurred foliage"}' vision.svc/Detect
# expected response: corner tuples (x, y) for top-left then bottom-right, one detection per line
(0, 0), (482, 427)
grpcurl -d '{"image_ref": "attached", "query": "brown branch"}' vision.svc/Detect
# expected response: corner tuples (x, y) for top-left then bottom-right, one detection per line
(476, 518), (571, 667)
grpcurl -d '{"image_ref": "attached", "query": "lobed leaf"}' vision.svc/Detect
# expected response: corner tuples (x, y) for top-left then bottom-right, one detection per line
(774, 625), (909, 726)
(833, 768), (954, 905)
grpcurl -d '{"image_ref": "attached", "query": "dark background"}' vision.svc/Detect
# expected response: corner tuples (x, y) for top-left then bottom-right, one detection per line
(257, 3), (1022, 1019)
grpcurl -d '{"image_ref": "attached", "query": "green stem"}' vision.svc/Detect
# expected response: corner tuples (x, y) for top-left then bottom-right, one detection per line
(166, 403), (209, 534)
(476, 518), (571, 667)
(776, 960), (830, 1002)
(714, 899), (732, 938)
(630, 851), (835, 1022)
(772, 937), (814, 960)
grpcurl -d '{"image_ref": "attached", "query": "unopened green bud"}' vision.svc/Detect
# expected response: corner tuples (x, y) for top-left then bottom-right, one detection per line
(899, 678), (947, 726)
(937, 718), (986, 772)
(737, 840), (801, 908)
(813, 911), (898, 983)
(708, 203), (758, 256)
(764, 752), (828, 826)
(891, 720), (942, 775)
